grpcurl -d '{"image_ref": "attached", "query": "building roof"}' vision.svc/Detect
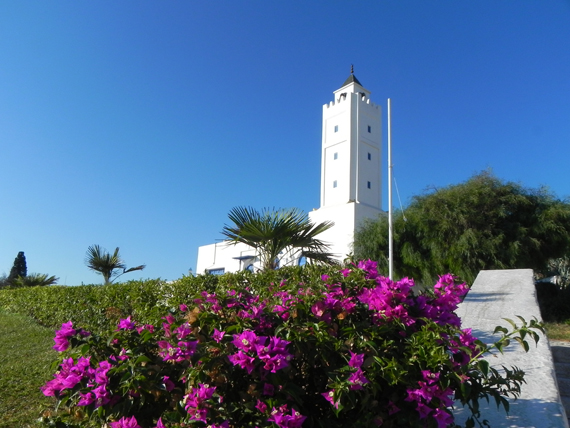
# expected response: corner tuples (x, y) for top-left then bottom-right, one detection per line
(341, 73), (362, 87)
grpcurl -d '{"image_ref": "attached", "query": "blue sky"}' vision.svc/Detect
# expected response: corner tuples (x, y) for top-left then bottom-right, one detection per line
(1, 1), (569, 285)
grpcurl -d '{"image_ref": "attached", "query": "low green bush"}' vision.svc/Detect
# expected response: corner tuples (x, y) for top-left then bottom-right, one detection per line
(0, 268), (314, 335)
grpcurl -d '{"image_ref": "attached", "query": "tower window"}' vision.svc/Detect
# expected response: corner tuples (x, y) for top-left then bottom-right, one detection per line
(367, 181), (371, 189)
(367, 153), (371, 160)
(368, 125), (371, 133)
(333, 180), (337, 188)
(334, 152), (338, 160)
(334, 125), (338, 133)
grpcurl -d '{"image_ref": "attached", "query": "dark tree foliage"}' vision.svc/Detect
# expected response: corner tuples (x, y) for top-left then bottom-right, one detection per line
(8, 251), (27, 282)
(354, 171), (570, 285)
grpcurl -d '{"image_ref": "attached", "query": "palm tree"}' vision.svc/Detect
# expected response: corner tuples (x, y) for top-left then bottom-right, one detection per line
(221, 207), (335, 271)
(11, 273), (59, 287)
(85, 245), (146, 285)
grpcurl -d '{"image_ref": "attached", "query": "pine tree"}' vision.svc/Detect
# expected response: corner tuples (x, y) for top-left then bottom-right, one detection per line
(8, 251), (27, 282)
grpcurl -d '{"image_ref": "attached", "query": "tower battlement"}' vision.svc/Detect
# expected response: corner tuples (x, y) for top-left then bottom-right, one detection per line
(324, 95), (379, 110)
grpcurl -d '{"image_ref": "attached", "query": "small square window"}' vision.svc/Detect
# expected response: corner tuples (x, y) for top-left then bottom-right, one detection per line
(367, 153), (371, 160)
(333, 180), (337, 188)
(367, 181), (371, 189)
(334, 152), (338, 160)
(334, 125), (338, 133)
(367, 125), (371, 133)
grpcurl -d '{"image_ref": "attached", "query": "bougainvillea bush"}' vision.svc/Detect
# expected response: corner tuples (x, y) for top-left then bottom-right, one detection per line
(40, 261), (543, 428)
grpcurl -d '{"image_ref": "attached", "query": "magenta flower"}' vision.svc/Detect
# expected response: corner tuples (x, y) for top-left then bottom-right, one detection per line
(162, 376), (175, 392)
(77, 392), (95, 406)
(53, 321), (76, 352)
(421, 370), (440, 384)
(322, 390), (340, 409)
(180, 303), (188, 312)
(154, 418), (166, 428)
(232, 330), (263, 353)
(268, 406), (306, 428)
(175, 323), (192, 340)
(212, 328), (225, 343)
(348, 351), (365, 368)
(136, 324), (155, 334)
(256, 399), (268, 413)
(228, 351), (256, 373)
(184, 384), (217, 422)
(117, 316), (135, 331)
(110, 416), (141, 428)
(348, 368), (369, 390)
(433, 408), (454, 428)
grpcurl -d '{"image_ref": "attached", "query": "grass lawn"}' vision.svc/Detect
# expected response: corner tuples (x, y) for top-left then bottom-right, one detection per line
(544, 322), (570, 341)
(0, 311), (57, 428)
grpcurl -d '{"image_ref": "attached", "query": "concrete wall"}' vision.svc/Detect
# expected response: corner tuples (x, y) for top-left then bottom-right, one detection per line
(453, 269), (568, 428)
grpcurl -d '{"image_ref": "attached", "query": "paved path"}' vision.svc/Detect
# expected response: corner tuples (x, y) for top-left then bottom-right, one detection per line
(454, 270), (568, 428)
(551, 340), (570, 424)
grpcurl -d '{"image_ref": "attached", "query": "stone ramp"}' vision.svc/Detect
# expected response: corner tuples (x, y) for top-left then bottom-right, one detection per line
(453, 269), (568, 428)
(551, 340), (570, 424)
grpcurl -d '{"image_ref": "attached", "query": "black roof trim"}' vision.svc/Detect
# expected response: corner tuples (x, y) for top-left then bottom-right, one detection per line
(341, 73), (362, 87)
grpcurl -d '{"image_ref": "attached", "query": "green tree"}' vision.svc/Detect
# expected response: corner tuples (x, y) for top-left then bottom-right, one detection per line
(8, 251), (27, 283)
(11, 273), (59, 287)
(85, 245), (146, 285)
(222, 206), (335, 271)
(354, 171), (570, 284)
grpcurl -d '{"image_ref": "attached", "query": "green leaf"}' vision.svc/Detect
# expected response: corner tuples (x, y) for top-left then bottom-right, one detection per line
(478, 359), (490, 377)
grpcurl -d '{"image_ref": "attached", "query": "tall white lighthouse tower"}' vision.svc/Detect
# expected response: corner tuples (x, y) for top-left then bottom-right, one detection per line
(309, 69), (383, 261)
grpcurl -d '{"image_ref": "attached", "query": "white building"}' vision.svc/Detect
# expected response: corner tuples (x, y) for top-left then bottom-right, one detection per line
(196, 71), (384, 274)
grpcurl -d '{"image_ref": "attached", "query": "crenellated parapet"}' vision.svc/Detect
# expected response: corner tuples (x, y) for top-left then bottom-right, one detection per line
(323, 94), (379, 110)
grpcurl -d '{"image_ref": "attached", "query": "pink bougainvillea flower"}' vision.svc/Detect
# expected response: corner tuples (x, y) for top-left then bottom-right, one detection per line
(268, 406), (307, 428)
(348, 351), (365, 368)
(77, 392), (95, 406)
(175, 323), (192, 340)
(117, 316), (135, 331)
(322, 390), (340, 409)
(162, 375), (175, 392)
(433, 408), (454, 428)
(416, 402), (432, 419)
(184, 384), (217, 423)
(110, 415), (141, 428)
(228, 351), (256, 374)
(421, 370), (440, 385)
(348, 368), (369, 390)
(52, 321), (77, 352)
(154, 418), (166, 428)
(209, 422), (229, 428)
(179, 303), (188, 312)
(136, 324), (155, 334)
(256, 399), (268, 413)
(212, 328), (225, 343)
(232, 330), (263, 353)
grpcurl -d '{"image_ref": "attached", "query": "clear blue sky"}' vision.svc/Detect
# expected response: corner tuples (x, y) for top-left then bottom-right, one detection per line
(1, 1), (569, 285)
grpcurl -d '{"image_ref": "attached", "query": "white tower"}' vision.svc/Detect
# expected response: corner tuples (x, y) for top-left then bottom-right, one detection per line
(309, 69), (383, 261)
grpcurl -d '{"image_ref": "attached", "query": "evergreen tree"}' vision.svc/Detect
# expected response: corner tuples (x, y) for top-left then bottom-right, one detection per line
(354, 171), (570, 284)
(8, 251), (27, 282)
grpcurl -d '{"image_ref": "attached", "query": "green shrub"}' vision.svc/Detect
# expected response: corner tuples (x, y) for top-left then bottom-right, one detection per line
(36, 262), (542, 428)
(0, 268), (316, 335)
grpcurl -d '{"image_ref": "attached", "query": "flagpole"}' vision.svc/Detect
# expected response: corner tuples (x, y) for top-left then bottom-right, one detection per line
(388, 98), (393, 280)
